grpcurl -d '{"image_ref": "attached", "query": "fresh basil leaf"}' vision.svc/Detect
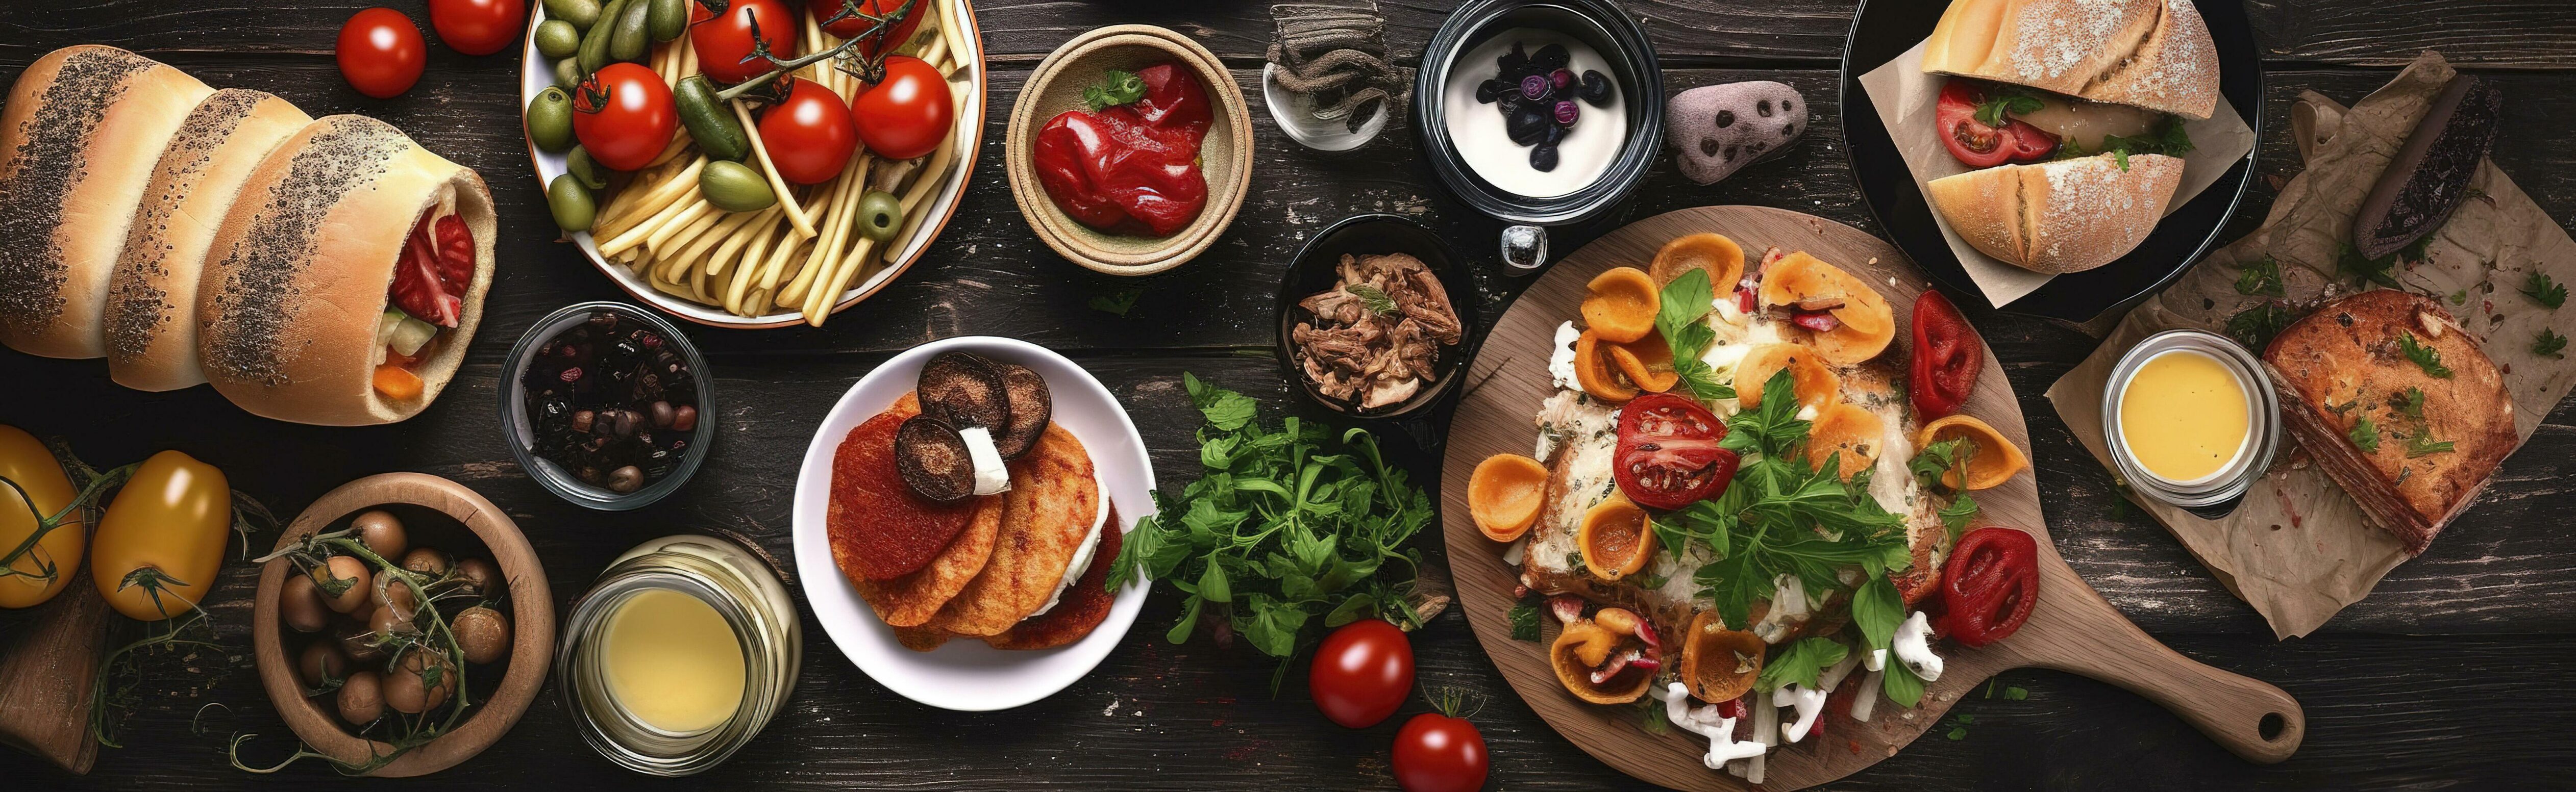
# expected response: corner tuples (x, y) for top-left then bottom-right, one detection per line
(1753, 637), (1848, 692)
(1851, 574), (1904, 654)
(1881, 656), (1926, 708)
(1167, 596), (1203, 644)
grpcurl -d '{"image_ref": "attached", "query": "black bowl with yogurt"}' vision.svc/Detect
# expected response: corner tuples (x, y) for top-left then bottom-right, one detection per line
(1413, 0), (1663, 267)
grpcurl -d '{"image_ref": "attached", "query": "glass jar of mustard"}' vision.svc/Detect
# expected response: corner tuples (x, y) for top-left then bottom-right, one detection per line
(558, 534), (801, 775)
(2101, 329), (2282, 518)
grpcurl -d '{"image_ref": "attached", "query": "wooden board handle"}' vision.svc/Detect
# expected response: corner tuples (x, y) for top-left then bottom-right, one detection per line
(2006, 554), (2306, 763)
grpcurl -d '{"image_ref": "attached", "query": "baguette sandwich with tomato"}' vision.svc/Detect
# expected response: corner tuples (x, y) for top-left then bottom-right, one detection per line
(1917, 0), (2219, 274)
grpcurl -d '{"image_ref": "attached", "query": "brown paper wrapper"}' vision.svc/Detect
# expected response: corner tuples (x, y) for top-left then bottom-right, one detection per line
(2045, 52), (2576, 638)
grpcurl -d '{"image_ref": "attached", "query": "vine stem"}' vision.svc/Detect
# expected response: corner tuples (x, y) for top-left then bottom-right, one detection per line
(708, 0), (920, 103)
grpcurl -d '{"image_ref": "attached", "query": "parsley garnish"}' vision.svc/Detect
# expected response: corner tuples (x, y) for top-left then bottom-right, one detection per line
(2537, 328), (2569, 359)
(2338, 239), (2431, 288)
(2061, 115), (2197, 170)
(1753, 637), (1848, 692)
(1108, 374), (1433, 670)
(1082, 69), (1147, 111)
(2224, 300), (2297, 351)
(2396, 387), (2426, 420)
(2405, 435), (2456, 458)
(1506, 602), (1541, 642)
(1088, 287), (1143, 316)
(2348, 415), (2381, 453)
(2398, 332), (2453, 378)
(1655, 269), (1735, 403)
(2523, 272), (2567, 309)
(1972, 87), (2044, 128)
(2234, 256), (2286, 297)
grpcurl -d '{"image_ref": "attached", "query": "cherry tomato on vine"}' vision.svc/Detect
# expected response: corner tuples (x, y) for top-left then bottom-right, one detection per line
(807, 0), (922, 58)
(92, 451), (231, 621)
(853, 55), (952, 160)
(428, 0), (526, 56)
(1309, 619), (1414, 729)
(336, 8), (428, 99)
(760, 77), (858, 184)
(691, 0), (798, 85)
(1392, 711), (1489, 792)
(572, 63), (678, 171)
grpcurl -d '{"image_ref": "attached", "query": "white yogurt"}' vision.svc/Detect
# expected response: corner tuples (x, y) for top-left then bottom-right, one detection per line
(1441, 29), (1628, 198)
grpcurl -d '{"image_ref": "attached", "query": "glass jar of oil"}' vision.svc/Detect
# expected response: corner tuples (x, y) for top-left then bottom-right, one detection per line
(559, 534), (801, 775)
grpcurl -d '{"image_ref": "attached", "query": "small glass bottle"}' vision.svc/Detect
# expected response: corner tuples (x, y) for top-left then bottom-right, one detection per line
(558, 534), (801, 775)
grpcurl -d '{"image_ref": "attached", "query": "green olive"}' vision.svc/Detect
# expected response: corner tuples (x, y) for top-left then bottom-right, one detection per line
(526, 87), (576, 152)
(543, 0), (602, 31)
(548, 174), (597, 232)
(565, 147), (610, 190)
(698, 161), (776, 213)
(647, 0), (689, 42)
(534, 19), (583, 59)
(553, 57), (584, 91)
(856, 190), (904, 244)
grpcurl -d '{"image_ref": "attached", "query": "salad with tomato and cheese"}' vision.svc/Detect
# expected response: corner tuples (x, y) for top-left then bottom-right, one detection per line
(1466, 231), (2040, 782)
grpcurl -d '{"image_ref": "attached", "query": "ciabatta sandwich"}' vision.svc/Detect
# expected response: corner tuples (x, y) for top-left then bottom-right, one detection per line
(1917, 0), (2219, 274)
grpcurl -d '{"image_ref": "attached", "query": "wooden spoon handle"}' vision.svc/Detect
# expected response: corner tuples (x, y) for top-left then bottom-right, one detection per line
(2004, 554), (2306, 763)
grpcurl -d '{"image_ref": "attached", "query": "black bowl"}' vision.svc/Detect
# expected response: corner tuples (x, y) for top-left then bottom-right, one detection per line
(1839, 0), (2264, 323)
(1412, 0), (1664, 228)
(1275, 214), (1482, 421)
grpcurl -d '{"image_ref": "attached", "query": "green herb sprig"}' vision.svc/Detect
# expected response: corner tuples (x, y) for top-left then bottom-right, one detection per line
(2523, 272), (2567, 309)
(2399, 332), (2454, 378)
(1083, 69), (1147, 111)
(1655, 268), (1735, 403)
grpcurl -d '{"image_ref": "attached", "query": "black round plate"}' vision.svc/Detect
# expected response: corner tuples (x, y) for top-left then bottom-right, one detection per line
(1839, 0), (2264, 323)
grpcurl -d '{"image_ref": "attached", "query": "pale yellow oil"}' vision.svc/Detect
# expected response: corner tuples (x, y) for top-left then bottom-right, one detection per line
(602, 588), (745, 734)
(2119, 350), (2250, 483)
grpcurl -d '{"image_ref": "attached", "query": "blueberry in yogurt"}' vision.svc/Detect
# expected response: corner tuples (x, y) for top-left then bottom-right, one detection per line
(1476, 40), (1613, 172)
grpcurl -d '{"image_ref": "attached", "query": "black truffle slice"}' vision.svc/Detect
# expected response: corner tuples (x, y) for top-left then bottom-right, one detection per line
(894, 415), (975, 502)
(993, 362), (1053, 459)
(917, 351), (1009, 430)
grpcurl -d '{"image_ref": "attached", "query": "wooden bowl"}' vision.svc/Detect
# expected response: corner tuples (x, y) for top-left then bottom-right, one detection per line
(1004, 24), (1253, 276)
(250, 473), (557, 777)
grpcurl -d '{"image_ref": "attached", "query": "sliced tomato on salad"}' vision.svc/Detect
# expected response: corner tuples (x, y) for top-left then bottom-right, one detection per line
(1612, 393), (1738, 510)
(1935, 80), (2059, 169)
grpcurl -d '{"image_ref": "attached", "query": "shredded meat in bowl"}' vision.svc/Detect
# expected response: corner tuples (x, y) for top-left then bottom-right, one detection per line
(1292, 252), (1463, 411)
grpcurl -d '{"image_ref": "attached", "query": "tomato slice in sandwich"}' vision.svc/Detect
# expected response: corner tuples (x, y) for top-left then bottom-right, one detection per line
(1613, 393), (1739, 510)
(1935, 80), (2061, 168)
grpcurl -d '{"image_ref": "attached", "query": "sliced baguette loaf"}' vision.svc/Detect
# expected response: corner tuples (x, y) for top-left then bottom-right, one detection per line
(2261, 290), (2518, 554)
(1922, 0), (2220, 119)
(1925, 152), (2184, 274)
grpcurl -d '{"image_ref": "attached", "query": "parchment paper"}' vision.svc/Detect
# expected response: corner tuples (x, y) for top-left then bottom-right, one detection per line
(2045, 52), (2576, 638)
(1857, 40), (2257, 307)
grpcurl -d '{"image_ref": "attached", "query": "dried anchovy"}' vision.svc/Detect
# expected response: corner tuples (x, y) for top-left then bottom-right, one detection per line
(1269, 2), (1411, 134)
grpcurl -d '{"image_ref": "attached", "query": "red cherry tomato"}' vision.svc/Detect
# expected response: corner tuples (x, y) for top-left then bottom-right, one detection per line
(1308, 619), (1413, 729)
(428, 0), (525, 56)
(1936, 79), (2058, 168)
(807, 0), (923, 57)
(336, 8), (428, 99)
(852, 55), (953, 160)
(1392, 711), (1489, 792)
(1907, 290), (1984, 420)
(758, 78), (859, 185)
(571, 63), (678, 172)
(1939, 527), (2039, 647)
(690, 0), (797, 85)
(1612, 393), (1737, 510)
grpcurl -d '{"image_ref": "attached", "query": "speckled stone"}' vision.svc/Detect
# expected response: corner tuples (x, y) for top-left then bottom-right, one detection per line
(1666, 81), (1806, 186)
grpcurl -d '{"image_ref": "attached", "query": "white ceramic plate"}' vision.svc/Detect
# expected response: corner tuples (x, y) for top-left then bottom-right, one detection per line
(791, 337), (1154, 711)
(516, 0), (988, 328)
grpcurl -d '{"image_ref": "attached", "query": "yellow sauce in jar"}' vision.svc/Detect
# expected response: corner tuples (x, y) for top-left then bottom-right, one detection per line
(2118, 350), (2250, 483)
(602, 588), (745, 734)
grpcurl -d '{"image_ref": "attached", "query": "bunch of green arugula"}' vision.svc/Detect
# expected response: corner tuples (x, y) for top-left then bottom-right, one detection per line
(1107, 374), (1434, 669)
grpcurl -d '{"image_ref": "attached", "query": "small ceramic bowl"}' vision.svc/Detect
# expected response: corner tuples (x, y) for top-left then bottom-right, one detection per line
(1005, 24), (1254, 276)
(499, 301), (717, 511)
(1411, 0), (1664, 269)
(250, 473), (556, 777)
(1274, 214), (1481, 421)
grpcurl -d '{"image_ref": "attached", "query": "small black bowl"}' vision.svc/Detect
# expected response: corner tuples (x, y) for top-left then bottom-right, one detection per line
(1275, 214), (1482, 421)
(1413, 0), (1664, 229)
(1839, 0), (2263, 322)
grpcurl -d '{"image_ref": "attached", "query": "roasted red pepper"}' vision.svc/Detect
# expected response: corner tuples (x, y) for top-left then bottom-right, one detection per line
(390, 212), (472, 328)
(1030, 62), (1212, 238)
(1908, 290), (1982, 419)
(1939, 527), (2038, 647)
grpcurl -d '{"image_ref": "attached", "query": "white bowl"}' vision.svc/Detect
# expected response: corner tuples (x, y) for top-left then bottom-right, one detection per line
(517, 1), (989, 328)
(790, 337), (1155, 710)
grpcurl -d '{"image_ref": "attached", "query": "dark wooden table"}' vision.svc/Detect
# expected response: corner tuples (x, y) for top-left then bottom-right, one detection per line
(5, 1), (2575, 789)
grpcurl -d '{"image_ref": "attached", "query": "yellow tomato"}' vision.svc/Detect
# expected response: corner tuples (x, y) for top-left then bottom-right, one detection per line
(92, 450), (232, 621)
(0, 425), (80, 609)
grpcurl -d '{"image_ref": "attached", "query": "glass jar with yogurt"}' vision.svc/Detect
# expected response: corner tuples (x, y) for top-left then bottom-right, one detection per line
(558, 534), (801, 775)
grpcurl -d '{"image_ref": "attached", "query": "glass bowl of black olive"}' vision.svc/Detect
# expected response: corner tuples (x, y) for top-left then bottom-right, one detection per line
(501, 302), (715, 510)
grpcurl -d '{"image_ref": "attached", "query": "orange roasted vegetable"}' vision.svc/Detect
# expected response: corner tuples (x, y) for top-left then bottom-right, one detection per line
(92, 451), (232, 620)
(1607, 331), (1678, 393)
(374, 364), (425, 400)
(1469, 454), (1550, 542)
(1805, 403), (1887, 480)
(1915, 415), (2031, 490)
(0, 426), (79, 609)
(1577, 495), (1654, 581)
(1649, 233), (1745, 292)
(1679, 610), (1766, 703)
(1572, 330), (1639, 403)
(1733, 344), (1839, 413)
(1757, 252), (1896, 364)
(1580, 267), (1659, 344)
(1550, 614), (1656, 704)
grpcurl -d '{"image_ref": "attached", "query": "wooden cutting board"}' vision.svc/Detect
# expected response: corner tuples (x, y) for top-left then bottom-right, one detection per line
(1439, 206), (2304, 791)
